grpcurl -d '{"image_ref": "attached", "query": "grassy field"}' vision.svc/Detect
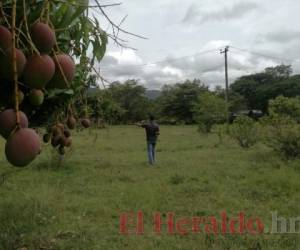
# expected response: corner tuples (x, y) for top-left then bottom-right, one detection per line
(0, 125), (299, 250)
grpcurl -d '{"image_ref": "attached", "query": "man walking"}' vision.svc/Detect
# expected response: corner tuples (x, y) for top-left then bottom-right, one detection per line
(137, 115), (160, 165)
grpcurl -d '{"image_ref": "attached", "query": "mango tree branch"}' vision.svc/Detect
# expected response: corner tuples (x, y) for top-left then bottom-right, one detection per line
(94, 0), (148, 40)
(11, 0), (20, 127)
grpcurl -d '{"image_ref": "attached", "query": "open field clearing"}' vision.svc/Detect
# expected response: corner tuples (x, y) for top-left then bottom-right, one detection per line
(0, 126), (299, 249)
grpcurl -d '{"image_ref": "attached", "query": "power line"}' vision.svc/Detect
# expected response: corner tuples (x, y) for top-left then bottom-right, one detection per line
(100, 48), (223, 70)
(100, 45), (300, 73)
(229, 46), (300, 63)
(99, 44), (300, 86)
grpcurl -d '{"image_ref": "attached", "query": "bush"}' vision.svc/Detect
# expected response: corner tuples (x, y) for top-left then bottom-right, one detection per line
(195, 92), (227, 133)
(229, 115), (257, 148)
(268, 96), (300, 123)
(260, 96), (300, 160)
(260, 115), (300, 159)
(211, 124), (227, 145)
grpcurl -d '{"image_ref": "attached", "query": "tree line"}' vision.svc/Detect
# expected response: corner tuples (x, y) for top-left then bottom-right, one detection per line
(84, 64), (300, 125)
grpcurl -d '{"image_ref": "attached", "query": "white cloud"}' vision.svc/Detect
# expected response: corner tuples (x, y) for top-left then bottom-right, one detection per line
(162, 66), (183, 77)
(93, 0), (300, 89)
(107, 50), (143, 65)
(183, 1), (259, 24)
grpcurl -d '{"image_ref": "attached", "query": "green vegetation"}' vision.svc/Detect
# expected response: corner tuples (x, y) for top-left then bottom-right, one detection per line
(85, 64), (300, 126)
(156, 79), (207, 124)
(269, 95), (300, 122)
(1, 2), (299, 250)
(261, 115), (300, 160)
(0, 0), (108, 167)
(259, 96), (300, 159)
(195, 92), (227, 133)
(229, 115), (258, 148)
(230, 65), (300, 113)
(0, 126), (299, 249)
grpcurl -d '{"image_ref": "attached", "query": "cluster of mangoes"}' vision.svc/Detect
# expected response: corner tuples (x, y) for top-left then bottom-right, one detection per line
(0, 21), (79, 167)
(43, 116), (91, 156)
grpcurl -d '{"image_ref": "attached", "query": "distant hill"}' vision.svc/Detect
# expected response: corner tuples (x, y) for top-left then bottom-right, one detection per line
(145, 90), (161, 100)
(87, 88), (161, 100)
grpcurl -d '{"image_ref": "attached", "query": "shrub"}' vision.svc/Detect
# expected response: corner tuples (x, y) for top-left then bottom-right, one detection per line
(268, 96), (300, 123)
(260, 115), (300, 159)
(212, 124), (227, 145)
(195, 92), (227, 133)
(229, 115), (257, 148)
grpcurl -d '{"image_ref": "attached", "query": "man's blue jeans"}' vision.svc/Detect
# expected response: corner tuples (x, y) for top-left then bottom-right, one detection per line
(147, 142), (156, 165)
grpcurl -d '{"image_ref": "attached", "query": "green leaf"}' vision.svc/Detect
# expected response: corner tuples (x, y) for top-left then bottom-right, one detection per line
(47, 89), (74, 99)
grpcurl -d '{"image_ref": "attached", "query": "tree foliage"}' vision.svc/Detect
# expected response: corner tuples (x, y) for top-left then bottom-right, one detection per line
(269, 96), (300, 123)
(194, 92), (227, 133)
(260, 115), (300, 159)
(259, 95), (300, 159)
(230, 65), (299, 112)
(157, 79), (208, 124)
(86, 80), (151, 124)
(0, 0), (108, 125)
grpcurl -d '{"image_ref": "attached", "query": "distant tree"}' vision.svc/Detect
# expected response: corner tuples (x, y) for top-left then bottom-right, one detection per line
(87, 90), (125, 125)
(194, 92), (227, 133)
(157, 79), (208, 124)
(231, 65), (300, 112)
(214, 86), (247, 112)
(107, 80), (151, 123)
(265, 64), (292, 79)
(255, 75), (300, 112)
(231, 74), (272, 110)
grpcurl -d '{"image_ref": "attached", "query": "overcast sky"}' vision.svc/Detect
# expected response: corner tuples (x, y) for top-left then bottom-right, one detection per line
(93, 0), (300, 90)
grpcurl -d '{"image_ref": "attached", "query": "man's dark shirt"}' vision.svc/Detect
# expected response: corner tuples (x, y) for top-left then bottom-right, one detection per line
(141, 122), (159, 143)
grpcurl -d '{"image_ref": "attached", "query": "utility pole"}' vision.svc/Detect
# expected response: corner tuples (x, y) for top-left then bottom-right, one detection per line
(220, 46), (230, 129)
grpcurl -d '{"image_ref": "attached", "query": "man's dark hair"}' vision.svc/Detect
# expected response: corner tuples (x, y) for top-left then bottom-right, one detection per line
(149, 114), (155, 121)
